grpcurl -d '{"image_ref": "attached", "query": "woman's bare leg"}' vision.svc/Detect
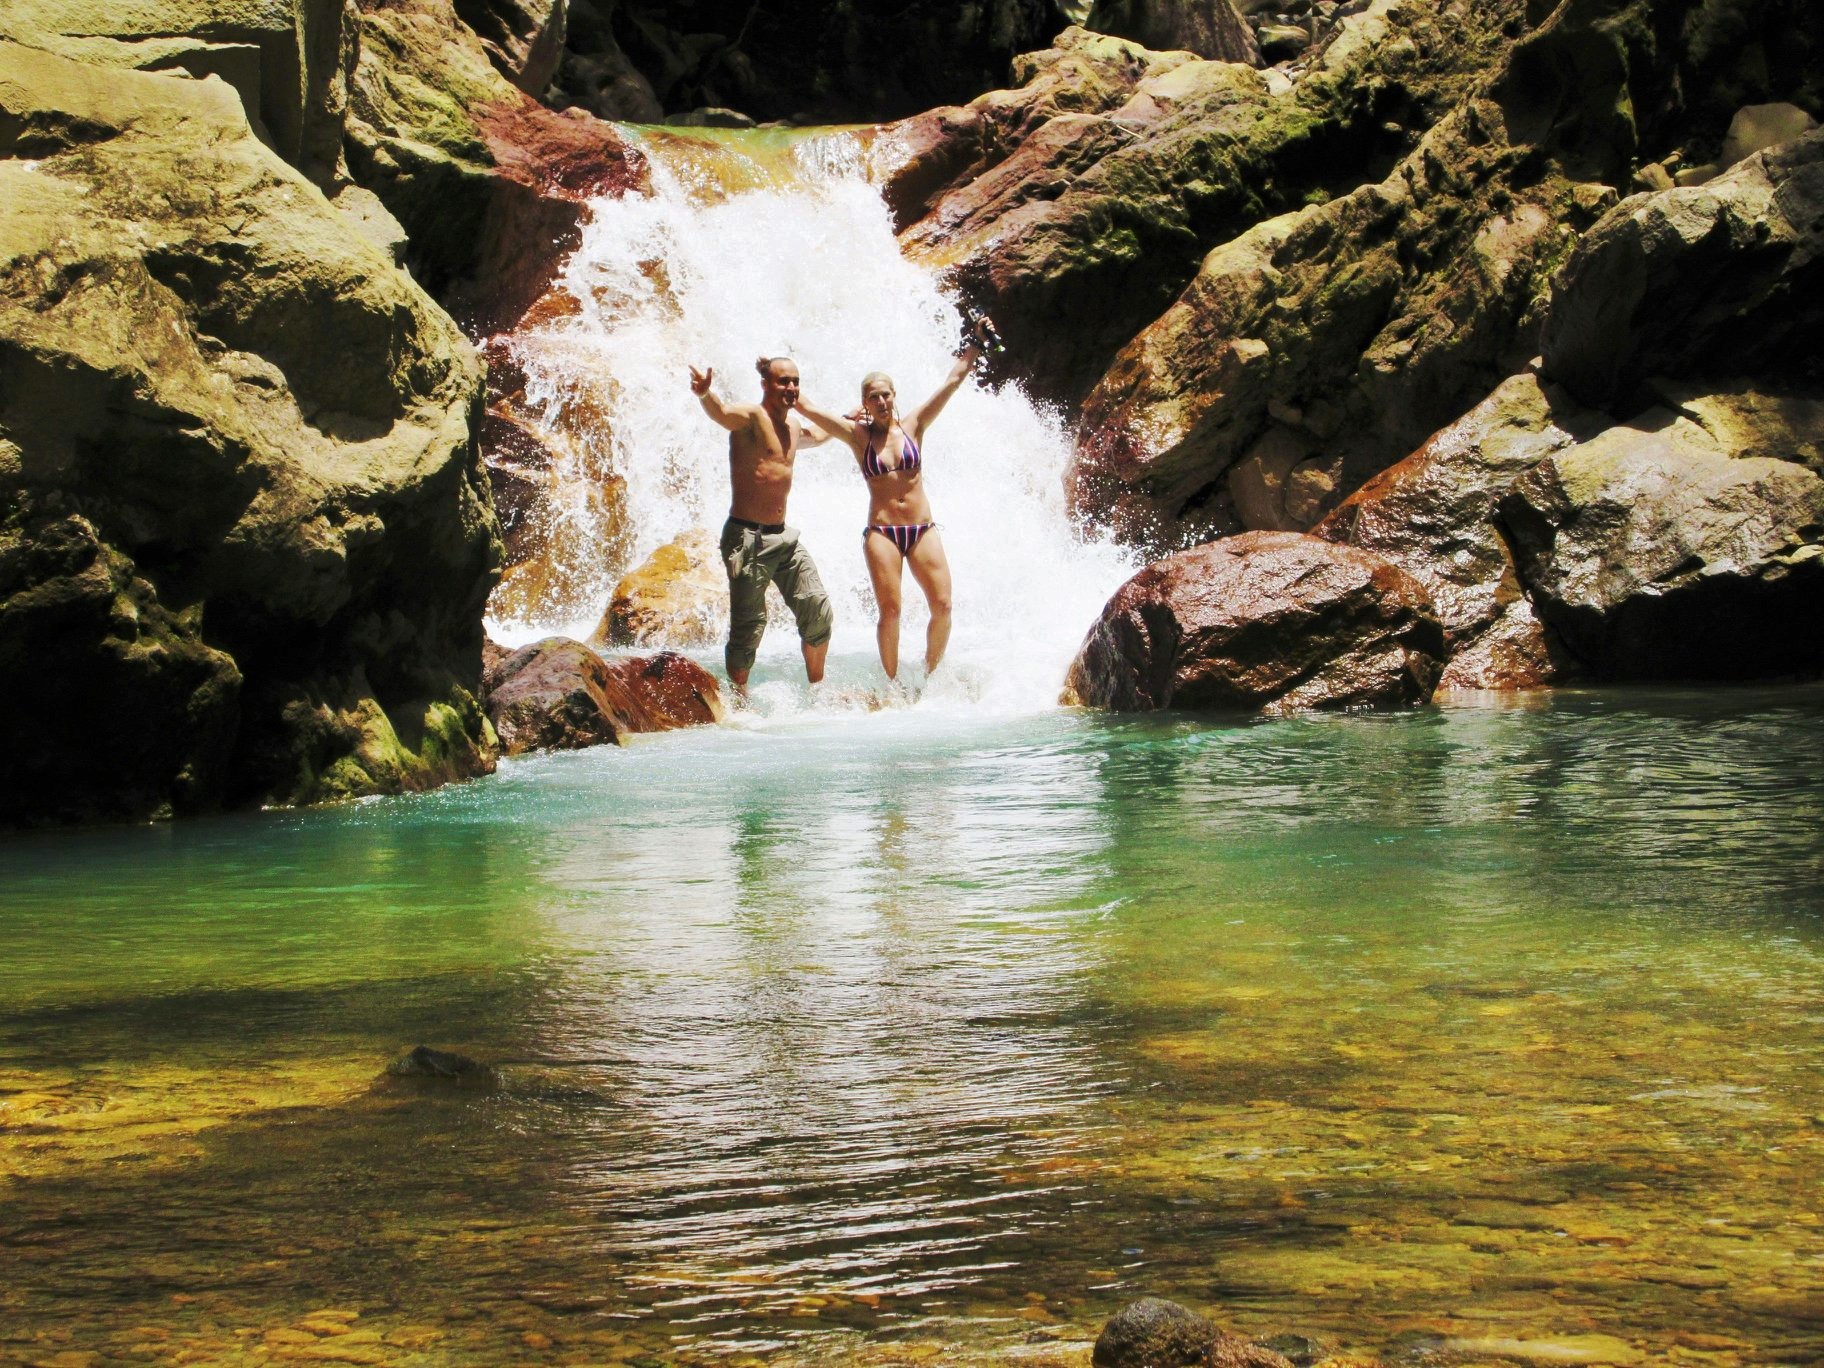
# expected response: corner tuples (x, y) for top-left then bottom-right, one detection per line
(906, 530), (953, 673)
(863, 529), (905, 680)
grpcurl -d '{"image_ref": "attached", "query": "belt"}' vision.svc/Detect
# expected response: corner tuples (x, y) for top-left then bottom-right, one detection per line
(727, 516), (786, 534)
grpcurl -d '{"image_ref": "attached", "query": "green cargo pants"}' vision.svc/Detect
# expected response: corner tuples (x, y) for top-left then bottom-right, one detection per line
(720, 518), (834, 675)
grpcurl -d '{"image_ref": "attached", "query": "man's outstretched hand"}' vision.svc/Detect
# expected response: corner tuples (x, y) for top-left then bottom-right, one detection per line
(689, 365), (713, 396)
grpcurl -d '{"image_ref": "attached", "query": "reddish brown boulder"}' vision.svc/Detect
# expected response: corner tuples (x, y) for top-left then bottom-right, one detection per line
(1064, 531), (1444, 714)
(482, 638), (724, 754)
(602, 653), (728, 730)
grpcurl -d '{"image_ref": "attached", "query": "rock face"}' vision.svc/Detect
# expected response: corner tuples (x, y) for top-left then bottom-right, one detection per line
(1092, 1298), (1294, 1368)
(594, 531), (727, 649)
(1064, 531), (1445, 714)
(345, 0), (647, 328)
(0, 41), (500, 823)
(482, 638), (724, 754)
(897, 6), (1524, 413)
(895, 0), (1822, 551)
(1540, 131), (1824, 410)
(1083, 0), (1259, 64)
(1497, 407), (1824, 680)
(0, 0), (357, 188)
(459, 0), (568, 96)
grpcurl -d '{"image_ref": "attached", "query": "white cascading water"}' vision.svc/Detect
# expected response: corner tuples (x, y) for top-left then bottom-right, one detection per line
(488, 129), (1137, 715)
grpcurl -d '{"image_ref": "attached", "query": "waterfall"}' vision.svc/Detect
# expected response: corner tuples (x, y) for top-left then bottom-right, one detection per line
(486, 127), (1137, 715)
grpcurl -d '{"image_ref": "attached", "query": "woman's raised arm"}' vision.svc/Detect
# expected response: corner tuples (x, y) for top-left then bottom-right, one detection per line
(794, 395), (867, 454)
(908, 326), (988, 439)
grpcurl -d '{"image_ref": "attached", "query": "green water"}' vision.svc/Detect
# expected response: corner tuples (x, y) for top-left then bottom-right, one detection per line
(3, 688), (1823, 1366)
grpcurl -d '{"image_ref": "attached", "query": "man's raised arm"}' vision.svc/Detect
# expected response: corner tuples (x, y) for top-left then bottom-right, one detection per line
(690, 365), (746, 431)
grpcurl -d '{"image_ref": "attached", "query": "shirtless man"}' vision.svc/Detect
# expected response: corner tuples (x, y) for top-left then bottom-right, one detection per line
(689, 356), (835, 691)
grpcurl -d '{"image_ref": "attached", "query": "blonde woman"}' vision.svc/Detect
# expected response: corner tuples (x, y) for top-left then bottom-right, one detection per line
(797, 328), (986, 681)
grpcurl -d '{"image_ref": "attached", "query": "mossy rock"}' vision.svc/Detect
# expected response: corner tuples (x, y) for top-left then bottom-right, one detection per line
(0, 40), (502, 821)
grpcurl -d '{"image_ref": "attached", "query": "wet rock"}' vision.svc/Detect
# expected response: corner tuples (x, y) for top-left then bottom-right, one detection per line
(593, 531), (727, 649)
(1083, 0), (1261, 64)
(1314, 373), (1597, 690)
(483, 637), (630, 752)
(603, 653), (728, 729)
(1064, 532), (1444, 714)
(344, 0), (648, 327)
(1540, 130), (1824, 410)
(1093, 1298), (1295, 1368)
(482, 638), (724, 753)
(387, 1045), (494, 1083)
(0, 41), (499, 823)
(1497, 406), (1824, 679)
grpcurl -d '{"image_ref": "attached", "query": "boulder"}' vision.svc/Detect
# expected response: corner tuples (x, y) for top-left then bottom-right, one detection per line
(1497, 407), (1824, 679)
(0, 0), (357, 186)
(1720, 102), (1818, 169)
(1313, 373), (1597, 689)
(1063, 531), (1445, 714)
(602, 652), (727, 729)
(457, 0), (568, 96)
(593, 530), (727, 649)
(1092, 1298), (1294, 1368)
(1083, 0), (1260, 65)
(344, 0), (647, 327)
(386, 1044), (494, 1084)
(482, 638), (724, 754)
(1540, 130), (1824, 409)
(877, 28), (1197, 230)
(0, 41), (500, 823)
(483, 637), (627, 752)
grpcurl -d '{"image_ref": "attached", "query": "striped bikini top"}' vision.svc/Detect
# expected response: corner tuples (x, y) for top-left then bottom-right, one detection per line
(861, 428), (921, 479)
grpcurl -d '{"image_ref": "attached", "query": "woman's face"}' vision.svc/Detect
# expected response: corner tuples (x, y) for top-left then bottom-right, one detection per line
(862, 383), (895, 422)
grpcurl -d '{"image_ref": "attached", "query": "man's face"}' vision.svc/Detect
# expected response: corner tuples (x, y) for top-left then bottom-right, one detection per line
(762, 362), (800, 408)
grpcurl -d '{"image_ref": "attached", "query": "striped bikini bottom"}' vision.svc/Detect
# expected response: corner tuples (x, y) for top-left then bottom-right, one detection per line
(864, 522), (934, 556)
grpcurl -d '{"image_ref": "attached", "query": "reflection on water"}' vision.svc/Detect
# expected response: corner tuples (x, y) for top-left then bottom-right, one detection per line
(2, 688), (1823, 1365)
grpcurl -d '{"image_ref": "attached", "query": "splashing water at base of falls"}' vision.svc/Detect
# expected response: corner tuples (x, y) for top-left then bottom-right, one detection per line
(486, 128), (1138, 717)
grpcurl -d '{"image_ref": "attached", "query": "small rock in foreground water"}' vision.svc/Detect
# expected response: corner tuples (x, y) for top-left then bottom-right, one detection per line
(1093, 1297), (1294, 1368)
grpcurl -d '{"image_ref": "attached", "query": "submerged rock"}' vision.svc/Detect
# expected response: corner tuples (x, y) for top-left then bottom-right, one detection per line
(482, 638), (724, 754)
(386, 1045), (495, 1085)
(0, 41), (500, 823)
(1064, 531), (1444, 714)
(1093, 1297), (1294, 1368)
